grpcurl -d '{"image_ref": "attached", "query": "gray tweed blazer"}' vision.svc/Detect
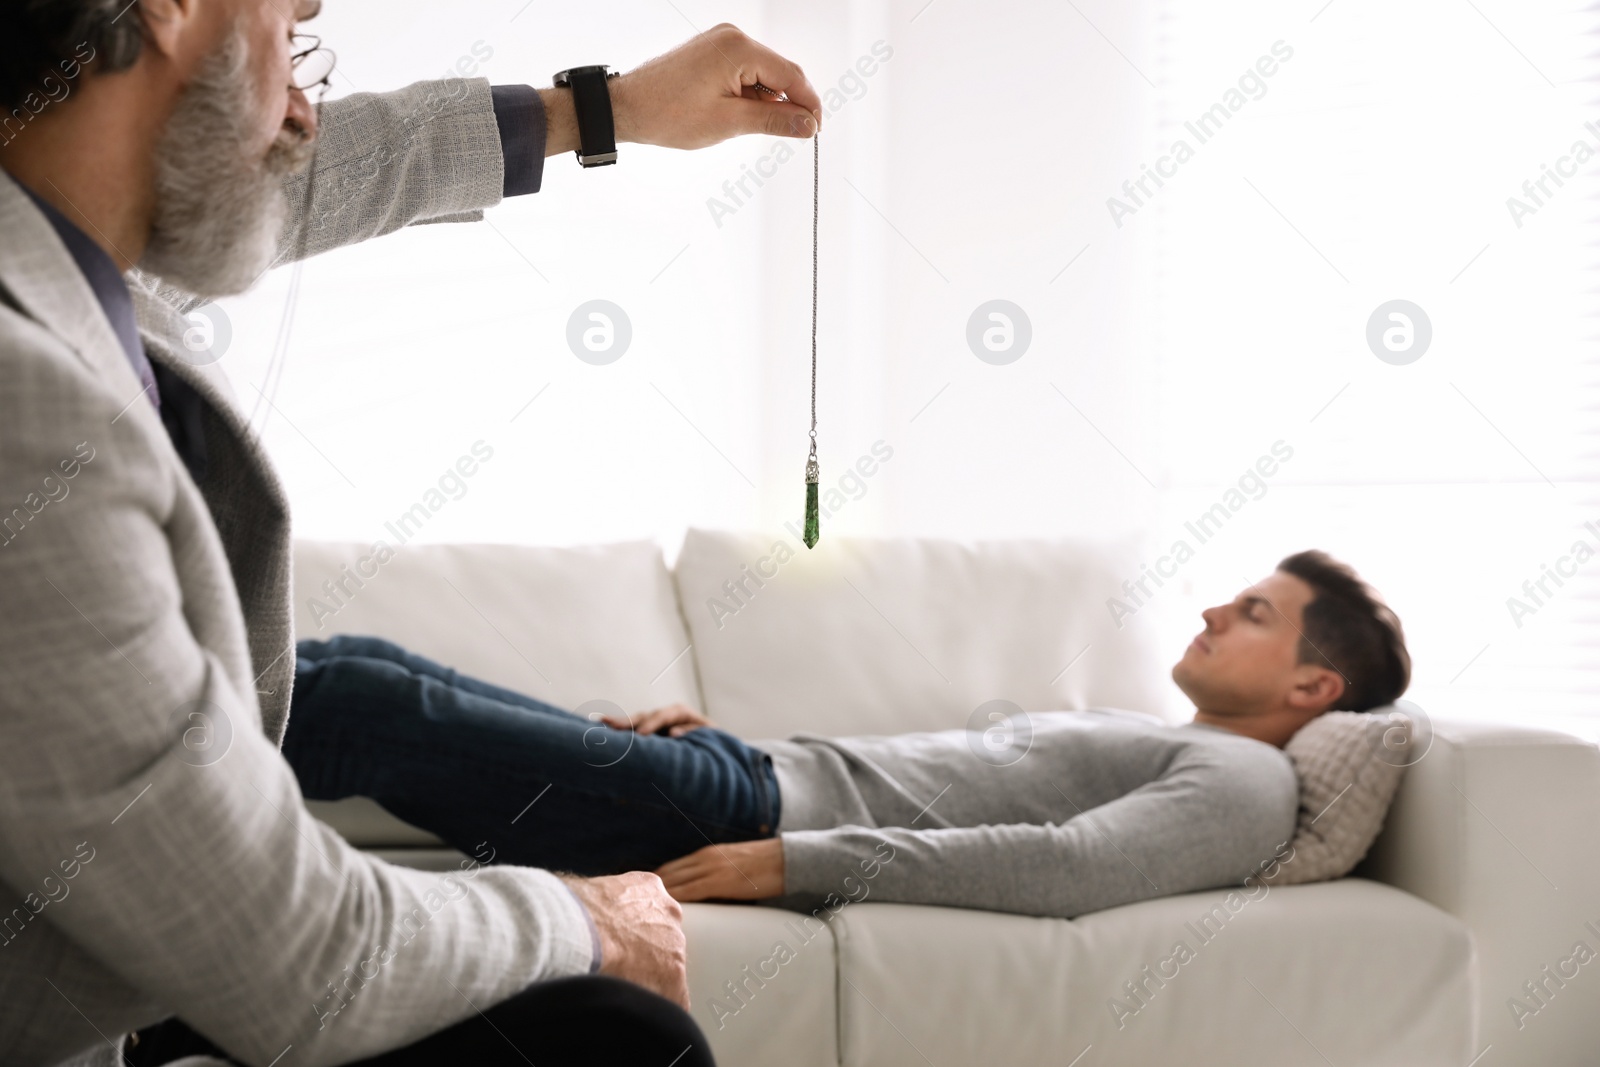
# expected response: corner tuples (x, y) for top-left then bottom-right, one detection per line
(0, 79), (592, 1067)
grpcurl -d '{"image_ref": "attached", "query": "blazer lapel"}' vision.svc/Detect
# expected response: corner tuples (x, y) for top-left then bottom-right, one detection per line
(133, 278), (298, 744)
(133, 282), (247, 430)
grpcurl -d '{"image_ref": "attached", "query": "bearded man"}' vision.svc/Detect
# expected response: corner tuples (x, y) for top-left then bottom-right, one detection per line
(0, 3), (821, 1065)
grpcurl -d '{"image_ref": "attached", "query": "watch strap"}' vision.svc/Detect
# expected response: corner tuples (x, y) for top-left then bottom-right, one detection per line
(554, 65), (618, 167)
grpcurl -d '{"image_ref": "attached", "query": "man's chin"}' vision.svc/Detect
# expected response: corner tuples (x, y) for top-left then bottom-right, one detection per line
(139, 193), (285, 299)
(1169, 660), (1212, 707)
(140, 251), (274, 300)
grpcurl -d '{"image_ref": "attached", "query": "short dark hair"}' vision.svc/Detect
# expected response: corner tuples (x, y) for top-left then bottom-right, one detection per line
(1, 1), (144, 115)
(1276, 549), (1410, 713)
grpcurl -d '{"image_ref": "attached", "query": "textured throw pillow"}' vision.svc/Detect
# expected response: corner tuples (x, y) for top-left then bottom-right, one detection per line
(1267, 708), (1415, 886)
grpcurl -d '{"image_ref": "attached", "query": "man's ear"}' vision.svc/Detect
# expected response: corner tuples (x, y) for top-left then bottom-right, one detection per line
(137, 0), (200, 60)
(1288, 665), (1345, 713)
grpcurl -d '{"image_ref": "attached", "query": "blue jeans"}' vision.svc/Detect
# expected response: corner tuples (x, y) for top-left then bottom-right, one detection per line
(283, 635), (780, 875)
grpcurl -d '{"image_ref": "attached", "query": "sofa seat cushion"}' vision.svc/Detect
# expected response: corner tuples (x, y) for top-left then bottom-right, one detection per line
(682, 903), (839, 1067)
(829, 879), (1473, 1067)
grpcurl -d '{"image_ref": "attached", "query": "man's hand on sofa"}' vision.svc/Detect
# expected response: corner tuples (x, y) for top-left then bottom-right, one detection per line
(655, 838), (786, 902)
(606, 23), (823, 150)
(601, 703), (716, 737)
(562, 871), (690, 1008)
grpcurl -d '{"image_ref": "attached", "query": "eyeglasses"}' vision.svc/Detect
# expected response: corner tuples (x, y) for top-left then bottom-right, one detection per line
(291, 34), (337, 93)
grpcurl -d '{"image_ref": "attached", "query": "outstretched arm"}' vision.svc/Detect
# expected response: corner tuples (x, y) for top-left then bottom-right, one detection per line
(269, 76), (512, 269)
(659, 758), (1298, 919)
(273, 23), (822, 270)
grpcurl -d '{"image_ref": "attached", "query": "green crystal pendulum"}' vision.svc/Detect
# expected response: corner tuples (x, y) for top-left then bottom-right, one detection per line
(802, 127), (820, 548)
(804, 457), (819, 548)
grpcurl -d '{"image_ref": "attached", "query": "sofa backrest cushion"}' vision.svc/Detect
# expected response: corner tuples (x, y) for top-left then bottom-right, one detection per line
(673, 528), (1169, 739)
(291, 540), (703, 717)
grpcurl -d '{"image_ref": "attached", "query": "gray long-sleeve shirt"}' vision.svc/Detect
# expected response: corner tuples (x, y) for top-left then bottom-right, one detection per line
(759, 708), (1299, 919)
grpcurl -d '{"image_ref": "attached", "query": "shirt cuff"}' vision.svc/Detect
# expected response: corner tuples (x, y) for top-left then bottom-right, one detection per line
(490, 84), (548, 197)
(561, 881), (604, 974)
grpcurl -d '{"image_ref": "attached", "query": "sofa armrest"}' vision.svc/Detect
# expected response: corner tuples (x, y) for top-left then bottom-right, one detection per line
(1357, 718), (1600, 1065)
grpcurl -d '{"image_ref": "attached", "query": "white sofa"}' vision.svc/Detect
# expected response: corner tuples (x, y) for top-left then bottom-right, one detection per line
(292, 530), (1600, 1066)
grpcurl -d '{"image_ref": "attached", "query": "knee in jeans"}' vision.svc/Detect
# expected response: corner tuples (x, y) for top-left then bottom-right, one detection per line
(291, 648), (421, 728)
(307, 634), (410, 662)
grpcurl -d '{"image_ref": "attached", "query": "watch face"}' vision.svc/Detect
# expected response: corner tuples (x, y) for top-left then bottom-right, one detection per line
(554, 64), (612, 87)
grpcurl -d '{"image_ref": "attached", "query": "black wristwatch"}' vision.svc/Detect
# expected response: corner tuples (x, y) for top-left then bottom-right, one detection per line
(551, 64), (620, 167)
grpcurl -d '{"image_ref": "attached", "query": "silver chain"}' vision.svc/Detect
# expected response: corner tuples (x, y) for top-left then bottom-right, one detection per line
(752, 82), (819, 480)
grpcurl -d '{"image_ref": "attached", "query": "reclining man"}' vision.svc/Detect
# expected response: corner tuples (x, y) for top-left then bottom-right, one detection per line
(284, 550), (1411, 917)
(0, 2), (823, 1065)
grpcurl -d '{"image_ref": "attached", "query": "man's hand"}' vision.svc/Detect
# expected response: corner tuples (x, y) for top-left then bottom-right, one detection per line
(611, 24), (822, 149)
(562, 871), (690, 1008)
(600, 702), (715, 738)
(655, 838), (786, 903)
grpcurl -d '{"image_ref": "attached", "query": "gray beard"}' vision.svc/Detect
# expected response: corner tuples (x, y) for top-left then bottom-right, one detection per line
(139, 27), (315, 298)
